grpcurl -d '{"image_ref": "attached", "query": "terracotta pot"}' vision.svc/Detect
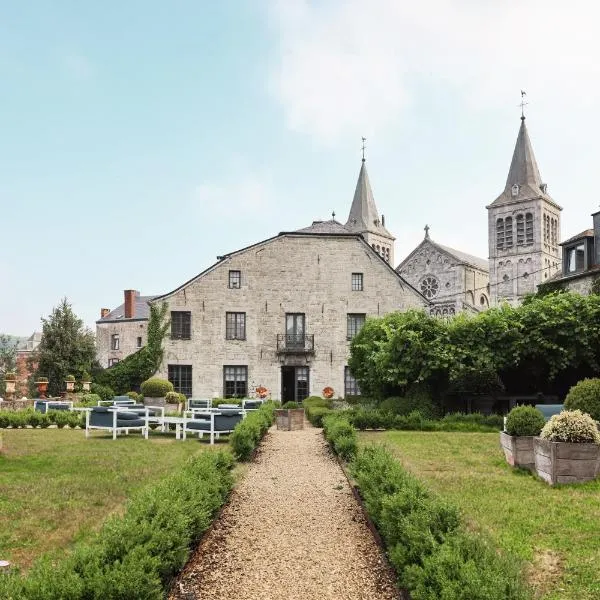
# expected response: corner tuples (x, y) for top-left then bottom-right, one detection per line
(36, 381), (49, 399)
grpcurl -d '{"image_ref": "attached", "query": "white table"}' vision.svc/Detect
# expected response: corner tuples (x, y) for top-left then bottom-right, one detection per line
(159, 416), (187, 440)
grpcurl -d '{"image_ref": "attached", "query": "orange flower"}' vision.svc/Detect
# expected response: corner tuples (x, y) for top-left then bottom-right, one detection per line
(322, 386), (334, 399)
(256, 386), (268, 399)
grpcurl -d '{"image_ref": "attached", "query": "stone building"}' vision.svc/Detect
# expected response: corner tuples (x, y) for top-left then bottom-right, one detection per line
(543, 210), (600, 295)
(96, 290), (158, 368)
(396, 227), (489, 316)
(487, 116), (562, 305)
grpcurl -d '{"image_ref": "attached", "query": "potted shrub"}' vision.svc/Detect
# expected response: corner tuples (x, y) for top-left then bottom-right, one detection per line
(275, 401), (305, 431)
(3, 372), (17, 397)
(564, 378), (600, 421)
(140, 377), (174, 407)
(35, 377), (49, 399)
(81, 372), (92, 392)
(534, 410), (600, 485)
(500, 405), (546, 470)
(65, 374), (76, 392)
(165, 391), (182, 413)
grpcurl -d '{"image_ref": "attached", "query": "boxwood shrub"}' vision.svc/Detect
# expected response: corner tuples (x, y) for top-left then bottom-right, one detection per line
(564, 378), (600, 421)
(322, 413), (357, 461)
(504, 406), (545, 437)
(140, 378), (173, 398)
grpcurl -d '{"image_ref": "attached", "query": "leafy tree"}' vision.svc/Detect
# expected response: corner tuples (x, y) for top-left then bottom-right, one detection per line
(33, 298), (98, 397)
(94, 302), (170, 393)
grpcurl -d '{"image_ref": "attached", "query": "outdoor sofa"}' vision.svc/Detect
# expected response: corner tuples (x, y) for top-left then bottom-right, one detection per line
(183, 409), (244, 444)
(85, 406), (149, 440)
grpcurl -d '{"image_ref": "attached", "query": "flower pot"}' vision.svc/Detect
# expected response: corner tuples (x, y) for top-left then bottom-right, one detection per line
(36, 381), (49, 399)
(4, 381), (16, 396)
(534, 437), (600, 485)
(275, 408), (304, 431)
(500, 431), (535, 470)
(65, 381), (75, 392)
(82, 381), (91, 392)
(144, 397), (165, 407)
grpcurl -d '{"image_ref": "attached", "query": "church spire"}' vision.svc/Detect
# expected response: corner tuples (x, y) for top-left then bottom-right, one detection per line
(489, 115), (555, 207)
(345, 159), (381, 232)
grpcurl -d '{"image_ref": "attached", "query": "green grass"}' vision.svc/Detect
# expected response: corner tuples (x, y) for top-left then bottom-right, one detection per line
(362, 431), (600, 600)
(0, 429), (204, 569)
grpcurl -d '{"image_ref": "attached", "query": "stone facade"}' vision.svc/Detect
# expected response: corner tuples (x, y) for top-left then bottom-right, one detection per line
(396, 236), (489, 316)
(487, 117), (562, 305)
(96, 291), (156, 368)
(152, 233), (427, 400)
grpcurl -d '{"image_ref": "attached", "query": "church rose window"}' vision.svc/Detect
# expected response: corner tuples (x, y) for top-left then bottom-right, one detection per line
(420, 276), (439, 299)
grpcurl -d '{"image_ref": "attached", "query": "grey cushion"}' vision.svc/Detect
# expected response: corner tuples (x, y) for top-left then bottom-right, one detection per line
(116, 418), (145, 427)
(186, 420), (211, 431)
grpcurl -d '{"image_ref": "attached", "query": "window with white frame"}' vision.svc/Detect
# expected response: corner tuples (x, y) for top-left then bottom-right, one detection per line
(352, 272), (363, 291)
(223, 365), (247, 398)
(111, 334), (119, 350)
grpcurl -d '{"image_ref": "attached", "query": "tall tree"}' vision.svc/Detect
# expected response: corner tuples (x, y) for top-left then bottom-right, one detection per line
(0, 334), (18, 396)
(33, 298), (98, 396)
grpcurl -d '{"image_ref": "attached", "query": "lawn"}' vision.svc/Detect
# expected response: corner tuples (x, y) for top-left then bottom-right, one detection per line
(362, 431), (600, 600)
(0, 428), (204, 569)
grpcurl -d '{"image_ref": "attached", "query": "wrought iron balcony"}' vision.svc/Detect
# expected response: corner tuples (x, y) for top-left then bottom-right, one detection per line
(276, 334), (315, 353)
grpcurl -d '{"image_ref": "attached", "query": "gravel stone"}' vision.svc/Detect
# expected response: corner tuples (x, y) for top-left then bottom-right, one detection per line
(170, 427), (399, 600)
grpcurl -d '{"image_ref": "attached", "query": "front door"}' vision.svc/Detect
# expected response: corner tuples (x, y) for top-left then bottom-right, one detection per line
(281, 366), (310, 402)
(285, 313), (305, 349)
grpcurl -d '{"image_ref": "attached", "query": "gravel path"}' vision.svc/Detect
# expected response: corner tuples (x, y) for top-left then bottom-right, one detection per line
(170, 427), (399, 600)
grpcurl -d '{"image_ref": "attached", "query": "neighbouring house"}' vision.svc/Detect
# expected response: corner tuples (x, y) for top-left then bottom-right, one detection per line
(396, 227), (489, 316)
(15, 332), (42, 396)
(542, 210), (600, 295)
(96, 290), (159, 368)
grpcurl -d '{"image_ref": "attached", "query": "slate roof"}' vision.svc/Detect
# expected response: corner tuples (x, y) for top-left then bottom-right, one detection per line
(560, 229), (594, 246)
(397, 237), (489, 273)
(344, 160), (394, 239)
(96, 295), (159, 323)
(488, 117), (561, 210)
(295, 219), (351, 234)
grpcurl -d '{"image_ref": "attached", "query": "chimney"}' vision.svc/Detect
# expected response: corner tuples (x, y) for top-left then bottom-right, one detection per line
(593, 211), (600, 266)
(100, 308), (110, 318)
(124, 290), (138, 319)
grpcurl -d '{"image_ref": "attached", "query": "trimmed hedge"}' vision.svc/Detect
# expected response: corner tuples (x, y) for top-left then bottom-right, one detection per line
(0, 451), (234, 600)
(90, 383), (115, 401)
(348, 444), (530, 599)
(346, 408), (503, 432)
(0, 409), (83, 429)
(303, 396), (333, 427)
(230, 402), (275, 461)
(322, 413), (358, 461)
(564, 378), (600, 421)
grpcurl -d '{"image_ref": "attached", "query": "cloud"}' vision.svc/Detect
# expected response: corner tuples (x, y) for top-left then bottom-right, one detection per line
(63, 53), (93, 79)
(194, 171), (275, 217)
(267, 0), (600, 143)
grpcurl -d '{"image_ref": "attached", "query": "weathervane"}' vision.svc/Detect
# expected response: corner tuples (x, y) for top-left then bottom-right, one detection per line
(361, 137), (366, 161)
(519, 90), (528, 119)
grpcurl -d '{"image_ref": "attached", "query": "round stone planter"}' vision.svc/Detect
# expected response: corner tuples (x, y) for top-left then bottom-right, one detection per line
(500, 431), (535, 470)
(533, 437), (600, 485)
(4, 380), (16, 396)
(82, 381), (91, 392)
(275, 408), (305, 431)
(65, 381), (75, 392)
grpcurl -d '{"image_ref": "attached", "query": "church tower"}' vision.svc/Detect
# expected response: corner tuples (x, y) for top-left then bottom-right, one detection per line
(345, 158), (395, 264)
(487, 116), (562, 305)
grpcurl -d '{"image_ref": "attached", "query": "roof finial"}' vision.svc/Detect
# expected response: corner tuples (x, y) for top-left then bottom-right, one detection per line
(332, 210), (336, 219)
(424, 224), (430, 239)
(361, 137), (366, 162)
(519, 90), (528, 120)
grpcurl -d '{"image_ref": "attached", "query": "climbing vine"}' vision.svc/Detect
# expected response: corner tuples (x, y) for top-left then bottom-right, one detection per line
(95, 302), (171, 393)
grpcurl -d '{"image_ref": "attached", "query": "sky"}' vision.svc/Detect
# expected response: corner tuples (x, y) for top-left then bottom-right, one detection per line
(2, 0), (600, 335)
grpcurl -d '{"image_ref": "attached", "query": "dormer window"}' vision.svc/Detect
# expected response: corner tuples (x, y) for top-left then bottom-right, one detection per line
(511, 184), (519, 197)
(566, 243), (585, 273)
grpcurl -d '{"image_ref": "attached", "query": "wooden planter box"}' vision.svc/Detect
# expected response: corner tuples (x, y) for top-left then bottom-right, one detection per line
(534, 437), (600, 485)
(275, 408), (304, 431)
(144, 397), (165, 408)
(500, 431), (535, 470)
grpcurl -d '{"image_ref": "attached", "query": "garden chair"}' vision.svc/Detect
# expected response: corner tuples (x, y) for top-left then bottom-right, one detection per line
(242, 399), (263, 411)
(182, 409), (244, 444)
(85, 406), (149, 440)
(34, 400), (73, 413)
(186, 398), (212, 411)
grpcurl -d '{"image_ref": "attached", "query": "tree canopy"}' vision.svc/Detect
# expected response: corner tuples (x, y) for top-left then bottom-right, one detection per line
(33, 298), (98, 396)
